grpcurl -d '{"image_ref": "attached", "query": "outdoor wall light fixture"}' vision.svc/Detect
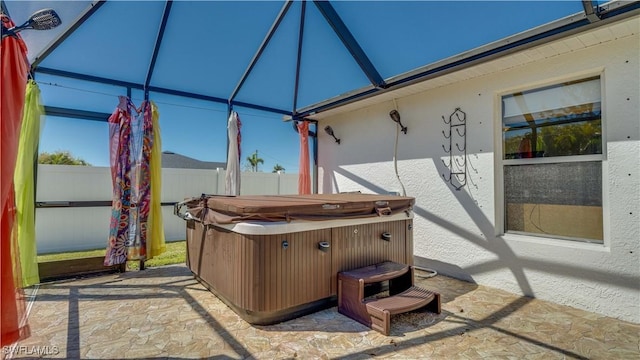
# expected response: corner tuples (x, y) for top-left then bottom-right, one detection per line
(389, 110), (407, 134)
(324, 126), (341, 144)
(1, 8), (62, 39)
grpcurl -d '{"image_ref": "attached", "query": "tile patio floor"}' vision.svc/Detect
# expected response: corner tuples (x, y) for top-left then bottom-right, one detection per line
(5, 264), (639, 359)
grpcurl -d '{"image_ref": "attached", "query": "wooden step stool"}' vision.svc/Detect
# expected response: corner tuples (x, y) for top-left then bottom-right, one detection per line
(338, 261), (441, 335)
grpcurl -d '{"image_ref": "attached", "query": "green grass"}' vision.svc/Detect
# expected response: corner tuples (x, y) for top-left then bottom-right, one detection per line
(37, 248), (107, 262)
(37, 240), (187, 270)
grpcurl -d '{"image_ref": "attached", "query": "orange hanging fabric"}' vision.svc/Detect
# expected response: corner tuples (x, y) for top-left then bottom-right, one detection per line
(1, 15), (31, 346)
(297, 121), (311, 195)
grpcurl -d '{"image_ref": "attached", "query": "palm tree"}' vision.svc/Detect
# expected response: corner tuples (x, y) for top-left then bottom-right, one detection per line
(246, 150), (264, 172)
(272, 164), (285, 173)
(38, 151), (91, 166)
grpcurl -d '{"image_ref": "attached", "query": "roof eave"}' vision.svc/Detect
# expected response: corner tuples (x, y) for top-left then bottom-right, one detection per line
(297, 0), (640, 119)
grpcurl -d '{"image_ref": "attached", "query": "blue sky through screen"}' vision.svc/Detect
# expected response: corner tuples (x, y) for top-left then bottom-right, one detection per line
(38, 83), (302, 172)
(5, 0), (585, 173)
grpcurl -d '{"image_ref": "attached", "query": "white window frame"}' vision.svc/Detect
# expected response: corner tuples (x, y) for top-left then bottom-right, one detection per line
(494, 70), (609, 246)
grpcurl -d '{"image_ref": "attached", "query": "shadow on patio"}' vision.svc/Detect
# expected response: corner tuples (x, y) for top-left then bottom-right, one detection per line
(7, 264), (639, 359)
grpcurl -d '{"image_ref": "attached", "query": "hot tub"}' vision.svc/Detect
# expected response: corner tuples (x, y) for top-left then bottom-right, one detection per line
(175, 193), (415, 325)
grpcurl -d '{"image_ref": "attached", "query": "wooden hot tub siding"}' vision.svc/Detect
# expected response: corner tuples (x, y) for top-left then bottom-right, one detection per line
(186, 218), (413, 324)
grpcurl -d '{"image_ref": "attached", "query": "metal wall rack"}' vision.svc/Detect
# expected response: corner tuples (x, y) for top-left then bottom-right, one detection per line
(441, 108), (467, 190)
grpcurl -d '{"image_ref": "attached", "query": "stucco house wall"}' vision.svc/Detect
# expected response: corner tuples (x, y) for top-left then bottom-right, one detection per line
(317, 17), (639, 323)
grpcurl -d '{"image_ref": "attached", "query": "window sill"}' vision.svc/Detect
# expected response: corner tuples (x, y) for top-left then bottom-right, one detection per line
(501, 232), (609, 252)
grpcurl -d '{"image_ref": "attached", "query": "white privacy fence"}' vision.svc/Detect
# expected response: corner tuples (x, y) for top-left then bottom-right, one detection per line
(35, 164), (299, 254)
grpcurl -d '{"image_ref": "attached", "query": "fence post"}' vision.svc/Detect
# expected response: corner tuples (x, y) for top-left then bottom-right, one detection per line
(277, 170), (282, 195)
(215, 167), (222, 195)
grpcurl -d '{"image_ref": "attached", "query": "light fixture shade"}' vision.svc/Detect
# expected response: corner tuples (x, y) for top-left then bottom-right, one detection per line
(389, 110), (401, 123)
(324, 125), (340, 144)
(29, 9), (62, 30)
(389, 110), (407, 134)
(1, 8), (62, 39)
(324, 126), (334, 136)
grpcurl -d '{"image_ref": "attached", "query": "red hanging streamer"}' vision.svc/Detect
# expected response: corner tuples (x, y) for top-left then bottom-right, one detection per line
(1, 15), (31, 347)
(297, 121), (311, 195)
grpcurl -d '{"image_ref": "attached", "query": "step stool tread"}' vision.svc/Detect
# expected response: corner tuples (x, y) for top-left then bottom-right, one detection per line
(339, 261), (409, 284)
(366, 286), (437, 316)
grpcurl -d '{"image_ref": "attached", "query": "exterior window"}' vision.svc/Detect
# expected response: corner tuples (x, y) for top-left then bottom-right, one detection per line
(501, 77), (603, 243)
